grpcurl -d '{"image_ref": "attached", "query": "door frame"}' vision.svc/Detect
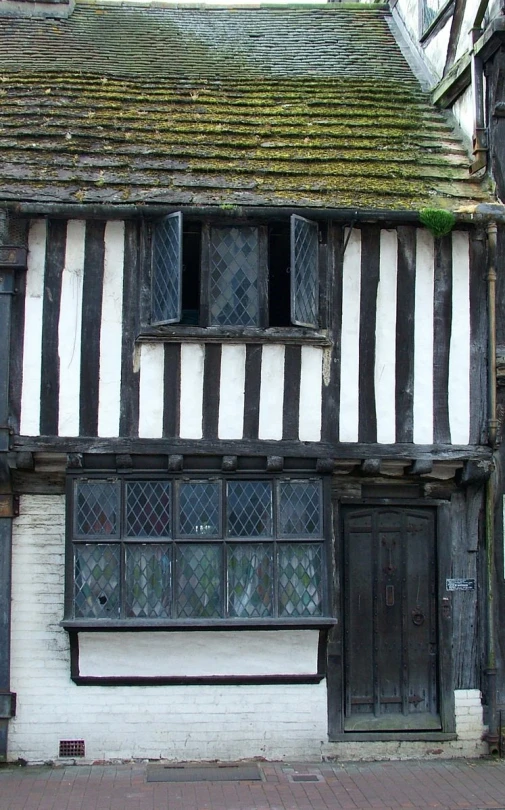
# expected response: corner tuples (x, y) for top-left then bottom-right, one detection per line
(327, 499), (455, 741)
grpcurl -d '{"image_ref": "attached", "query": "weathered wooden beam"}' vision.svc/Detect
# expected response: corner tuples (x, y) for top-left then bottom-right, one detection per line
(12, 436), (493, 462)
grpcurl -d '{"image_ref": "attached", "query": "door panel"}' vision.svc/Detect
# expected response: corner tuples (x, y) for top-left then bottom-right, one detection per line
(343, 507), (439, 731)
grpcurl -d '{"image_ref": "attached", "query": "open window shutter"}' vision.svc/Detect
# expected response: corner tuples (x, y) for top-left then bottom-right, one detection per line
(290, 214), (319, 328)
(151, 212), (182, 325)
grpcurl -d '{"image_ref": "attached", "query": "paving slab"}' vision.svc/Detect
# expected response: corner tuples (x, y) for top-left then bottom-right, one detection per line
(1, 759), (505, 810)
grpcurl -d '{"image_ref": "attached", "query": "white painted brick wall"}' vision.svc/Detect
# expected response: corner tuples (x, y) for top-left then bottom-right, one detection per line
(454, 689), (486, 742)
(9, 495), (328, 763)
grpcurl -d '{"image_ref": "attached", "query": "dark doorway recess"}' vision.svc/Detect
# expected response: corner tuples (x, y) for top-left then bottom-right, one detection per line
(343, 506), (440, 732)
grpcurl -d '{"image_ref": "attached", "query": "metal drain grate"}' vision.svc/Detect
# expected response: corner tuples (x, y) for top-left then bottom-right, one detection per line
(59, 740), (85, 758)
(146, 763), (262, 783)
(286, 773), (325, 783)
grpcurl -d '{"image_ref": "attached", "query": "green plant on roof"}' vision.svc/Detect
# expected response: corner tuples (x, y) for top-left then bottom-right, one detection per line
(419, 208), (456, 237)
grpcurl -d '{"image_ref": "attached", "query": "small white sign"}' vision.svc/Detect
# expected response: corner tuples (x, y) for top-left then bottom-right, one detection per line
(446, 578), (475, 591)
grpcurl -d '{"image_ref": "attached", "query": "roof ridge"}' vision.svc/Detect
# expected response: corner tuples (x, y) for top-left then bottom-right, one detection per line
(72, 0), (389, 9)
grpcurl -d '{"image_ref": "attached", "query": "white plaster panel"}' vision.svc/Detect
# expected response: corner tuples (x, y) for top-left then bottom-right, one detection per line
(375, 229), (398, 444)
(258, 344), (285, 440)
(20, 220), (47, 436)
(179, 343), (205, 439)
(78, 630), (319, 677)
(9, 495), (328, 764)
(58, 220), (85, 437)
(218, 344), (246, 439)
(394, 0), (420, 44)
(138, 343), (164, 438)
(339, 228), (361, 443)
(452, 84), (474, 146)
(448, 231), (470, 445)
(423, 17), (452, 80)
(413, 229), (434, 444)
(97, 221), (125, 437)
(455, 0), (480, 62)
(299, 346), (323, 441)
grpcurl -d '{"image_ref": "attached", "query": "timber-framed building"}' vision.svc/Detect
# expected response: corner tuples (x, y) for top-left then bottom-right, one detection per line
(0, 0), (503, 763)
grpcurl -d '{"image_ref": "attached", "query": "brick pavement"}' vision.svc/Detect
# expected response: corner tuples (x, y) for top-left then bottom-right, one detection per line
(1, 759), (505, 810)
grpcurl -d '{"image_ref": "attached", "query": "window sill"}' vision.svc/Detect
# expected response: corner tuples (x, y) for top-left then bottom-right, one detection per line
(136, 326), (331, 346)
(328, 731), (456, 742)
(62, 618), (337, 632)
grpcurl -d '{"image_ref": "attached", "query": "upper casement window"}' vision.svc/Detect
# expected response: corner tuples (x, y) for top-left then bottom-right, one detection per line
(150, 213), (320, 330)
(420, 0), (453, 37)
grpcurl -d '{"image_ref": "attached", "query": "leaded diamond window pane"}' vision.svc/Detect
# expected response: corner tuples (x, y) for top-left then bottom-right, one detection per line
(278, 543), (323, 617)
(227, 481), (272, 537)
(178, 481), (220, 537)
(75, 481), (118, 537)
(74, 544), (120, 618)
(422, 0), (445, 32)
(176, 544), (221, 618)
(278, 481), (322, 537)
(209, 226), (260, 326)
(126, 481), (171, 538)
(291, 215), (319, 328)
(125, 544), (171, 618)
(152, 213), (182, 325)
(227, 544), (273, 618)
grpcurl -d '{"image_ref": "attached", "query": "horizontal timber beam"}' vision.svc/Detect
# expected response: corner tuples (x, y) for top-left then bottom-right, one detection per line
(11, 436), (493, 462)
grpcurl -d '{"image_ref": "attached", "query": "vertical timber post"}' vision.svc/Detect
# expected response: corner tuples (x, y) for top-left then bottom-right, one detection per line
(486, 220), (499, 754)
(0, 211), (26, 760)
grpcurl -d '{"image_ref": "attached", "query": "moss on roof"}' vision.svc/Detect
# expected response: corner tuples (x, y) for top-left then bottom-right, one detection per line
(0, 3), (492, 210)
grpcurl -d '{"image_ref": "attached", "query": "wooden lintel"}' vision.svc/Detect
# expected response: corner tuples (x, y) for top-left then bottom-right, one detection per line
(18, 437), (492, 462)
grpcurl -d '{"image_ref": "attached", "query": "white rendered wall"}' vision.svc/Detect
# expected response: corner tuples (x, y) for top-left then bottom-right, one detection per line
(423, 17), (452, 80)
(393, 0), (451, 81)
(9, 495), (328, 764)
(78, 630), (320, 678)
(452, 84), (475, 146)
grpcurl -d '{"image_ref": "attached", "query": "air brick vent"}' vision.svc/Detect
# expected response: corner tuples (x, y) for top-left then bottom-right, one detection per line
(59, 740), (85, 758)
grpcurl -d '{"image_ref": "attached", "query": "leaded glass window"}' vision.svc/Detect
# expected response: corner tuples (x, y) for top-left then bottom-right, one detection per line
(149, 214), (320, 329)
(69, 477), (326, 622)
(151, 212), (182, 325)
(421, 0), (449, 33)
(291, 214), (319, 328)
(209, 226), (260, 326)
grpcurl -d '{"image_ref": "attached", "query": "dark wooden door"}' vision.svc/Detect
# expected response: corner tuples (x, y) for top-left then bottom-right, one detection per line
(343, 507), (440, 731)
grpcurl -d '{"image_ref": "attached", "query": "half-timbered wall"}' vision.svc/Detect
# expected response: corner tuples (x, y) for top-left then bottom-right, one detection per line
(11, 218), (484, 448)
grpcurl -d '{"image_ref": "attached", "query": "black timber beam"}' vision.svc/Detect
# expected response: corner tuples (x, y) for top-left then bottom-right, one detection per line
(11, 436), (493, 463)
